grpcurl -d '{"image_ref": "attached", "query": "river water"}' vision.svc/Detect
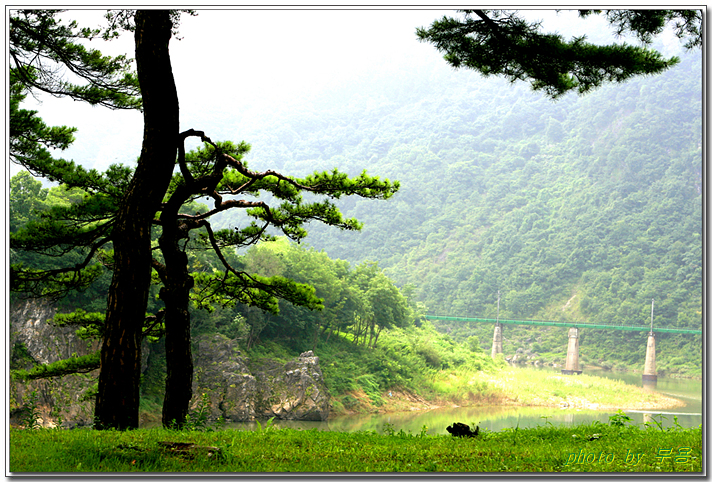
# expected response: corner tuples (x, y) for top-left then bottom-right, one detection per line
(221, 367), (702, 435)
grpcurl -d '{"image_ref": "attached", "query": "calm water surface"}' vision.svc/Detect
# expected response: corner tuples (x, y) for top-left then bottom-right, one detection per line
(220, 367), (702, 435)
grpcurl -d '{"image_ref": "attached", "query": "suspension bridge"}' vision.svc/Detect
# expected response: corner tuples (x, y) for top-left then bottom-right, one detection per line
(424, 315), (702, 335)
(425, 310), (701, 381)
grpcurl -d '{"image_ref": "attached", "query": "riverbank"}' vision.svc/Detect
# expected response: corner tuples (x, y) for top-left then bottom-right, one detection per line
(582, 364), (702, 380)
(9, 422), (702, 473)
(472, 367), (685, 411)
(334, 366), (685, 416)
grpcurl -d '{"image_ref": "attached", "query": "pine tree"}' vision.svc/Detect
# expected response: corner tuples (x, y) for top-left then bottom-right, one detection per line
(92, 9), (181, 430)
(10, 9), (400, 430)
(9, 9), (141, 300)
(416, 9), (702, 99)
(155, 133), (398, 427)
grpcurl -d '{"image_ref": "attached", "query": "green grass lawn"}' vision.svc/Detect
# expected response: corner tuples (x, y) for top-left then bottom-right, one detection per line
(9, 420), (702, 473)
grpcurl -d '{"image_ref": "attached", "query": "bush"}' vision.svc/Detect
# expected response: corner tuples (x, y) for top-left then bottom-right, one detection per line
(22, 390), (42, 430)
(467, 336), (483, 353)
(415, 344), (442, 369)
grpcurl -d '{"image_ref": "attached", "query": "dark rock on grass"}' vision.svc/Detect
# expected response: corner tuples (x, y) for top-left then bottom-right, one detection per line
(446, 422), (479, 437)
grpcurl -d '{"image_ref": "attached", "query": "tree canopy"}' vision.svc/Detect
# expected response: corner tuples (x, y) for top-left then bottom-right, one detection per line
(416, 9), (702, 98)
(9, 9), (142, 109)
(9, 9), (139, 302)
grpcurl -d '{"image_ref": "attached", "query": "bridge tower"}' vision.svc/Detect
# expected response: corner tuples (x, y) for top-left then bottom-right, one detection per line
(643, 299), (657, 383)
(562, 327), (582, 375)
(491, 291), (503, 359)
(491, 323), (503, 359)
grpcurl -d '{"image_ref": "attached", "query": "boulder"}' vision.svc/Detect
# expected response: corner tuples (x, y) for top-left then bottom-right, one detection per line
(10, 300), (101, 366)
(190, 334), (258, 422)
(253, 350), (330, 421)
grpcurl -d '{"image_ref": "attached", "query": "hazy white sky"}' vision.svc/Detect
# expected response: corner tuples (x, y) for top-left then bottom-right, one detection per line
(11, 8), (684, 177)
(13, 8), (454, 176)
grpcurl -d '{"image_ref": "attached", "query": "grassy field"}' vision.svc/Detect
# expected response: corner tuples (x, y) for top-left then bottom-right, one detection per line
(467, 366), (685, 410)
(9, 418), (701, 473)
(333, 366), (689, 416)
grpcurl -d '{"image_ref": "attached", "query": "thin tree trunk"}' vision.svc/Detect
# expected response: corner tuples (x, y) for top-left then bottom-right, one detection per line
(372, 325), (383, 348)
(157, 129), (217, 428)
(94, 10), (179, 430)
(311, 321), (320, 351)
(367, 321), (376, 348)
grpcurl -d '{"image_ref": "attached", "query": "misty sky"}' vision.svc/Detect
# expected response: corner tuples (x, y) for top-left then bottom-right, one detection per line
(10, 8), (686, 179)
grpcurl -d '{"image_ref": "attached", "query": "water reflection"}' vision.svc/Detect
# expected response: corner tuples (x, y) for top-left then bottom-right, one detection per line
(642, 379), (657, 392)
(216, 400), (701, 435)
(143, 370), (702, 434)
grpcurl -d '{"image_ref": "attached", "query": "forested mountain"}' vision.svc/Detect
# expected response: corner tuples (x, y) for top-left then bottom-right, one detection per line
(11, 11), (701, 379)
(212, 51), (701, 331)
(200, 45), (701, 375)
(9, 11), (702, 434)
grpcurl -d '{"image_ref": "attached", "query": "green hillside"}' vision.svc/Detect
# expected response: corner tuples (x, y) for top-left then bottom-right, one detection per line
(213, 51), (702, 375)
(11, 33), (701, 394)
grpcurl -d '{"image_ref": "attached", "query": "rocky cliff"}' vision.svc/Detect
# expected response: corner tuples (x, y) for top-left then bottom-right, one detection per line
(9, 299), (331, 427)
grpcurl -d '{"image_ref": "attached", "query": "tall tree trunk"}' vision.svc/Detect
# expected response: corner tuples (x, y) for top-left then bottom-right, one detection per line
(158, 130), (225, 428)
(157, 167), (201, 428)
(94, 10), (179, 430)
(159, 229), (194, 428)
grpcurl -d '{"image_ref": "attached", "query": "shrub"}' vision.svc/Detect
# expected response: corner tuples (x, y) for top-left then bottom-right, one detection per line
(22, 390), (42, 430)
(415, 344), (442, 369)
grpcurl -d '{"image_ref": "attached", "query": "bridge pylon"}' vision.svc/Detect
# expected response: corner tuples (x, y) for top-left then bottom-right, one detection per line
(643, 299), (657, 384)
(491, 323), (503, 359)
(562, 327), (582, 375)
(642, 333), (657, 383)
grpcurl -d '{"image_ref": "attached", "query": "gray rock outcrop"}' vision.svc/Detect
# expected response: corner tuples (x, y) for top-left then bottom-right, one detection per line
(10, 300), (331, 427)
(191, 334), (331, 422)
(9, 299), (101, 428)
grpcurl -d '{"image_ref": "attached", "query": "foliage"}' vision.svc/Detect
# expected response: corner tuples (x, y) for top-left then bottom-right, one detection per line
(12, 352), (101, 382)
(8, 9), (140, 214)
(221, 239), (411, 351)
(416, 9), (700, 98)
(254, 417), (277, 434)
(8, 10), (138, 301)
(314, 319), (498, 411)
(21, 390), (43, 430)
(609, 410), (634, 428)
(175, 393), (211, 432)
(578, 10), (702, 49)
(165, 135), (399, 318)
(9, 171), (49, 234)
(10, 341), (36, 371)
(9, 167), (118, 302)
(9, 9), (141, 109)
